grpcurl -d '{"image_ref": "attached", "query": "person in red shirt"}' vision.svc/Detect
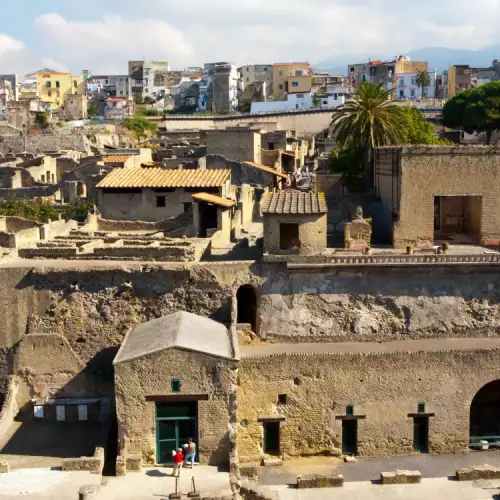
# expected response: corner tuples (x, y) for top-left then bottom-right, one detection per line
(171, 448), (184, 477)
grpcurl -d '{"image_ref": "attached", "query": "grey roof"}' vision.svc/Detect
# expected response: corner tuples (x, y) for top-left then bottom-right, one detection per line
(114, 311), (235, 364)
(262, 191), (328, 215)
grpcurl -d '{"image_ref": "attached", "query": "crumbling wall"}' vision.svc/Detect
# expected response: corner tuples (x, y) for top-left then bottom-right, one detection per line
(0, 134), (90, 155)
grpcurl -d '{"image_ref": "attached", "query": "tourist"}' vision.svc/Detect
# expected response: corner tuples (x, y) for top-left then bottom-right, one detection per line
(184, 438), (196, 468)
(171, 448), (184, 477)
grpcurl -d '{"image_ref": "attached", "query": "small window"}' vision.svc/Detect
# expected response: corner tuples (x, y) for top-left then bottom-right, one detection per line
(292, 81), (299, 87)
(279, 71), (284, 77)
(264, 67), (268, 71)
(334, 93), (338, 100)
(171, 379), (181, 392)
(346, 404), (354, 416)
(279, 84), (284, 90)
(350, 67), (355, 73)
(278, 394), (287, 404)
(323, 100), (328, 105)
(296, 93), (304, 99)
(47, 91), (51, 97)
(55, 81), (60, 88)
(156, 196), (166, 207)
(73, 80), (78, 87)
(263, 421), (280, 454)
(418, 402), (425, 413)
(46, 81), (51, 88)
(411, 89), (415, 98)
(268, 142), (275, 150)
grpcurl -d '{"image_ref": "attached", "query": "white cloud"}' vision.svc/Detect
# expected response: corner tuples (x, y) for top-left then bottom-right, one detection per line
(0, 34), (41, 76)
(0, 34), (24, 58)
(34, 13), (194, 73)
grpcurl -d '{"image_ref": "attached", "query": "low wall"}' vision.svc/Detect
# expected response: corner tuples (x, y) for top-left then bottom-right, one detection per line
(18, 247), (79, 258)
(40, 219), (79, 240)
(92, 245), (196, 261)
(0, 216), (41, 232)
(0, 186), (59, 199)
(61, 446), (104, 474)
(95, 217), (159, 232)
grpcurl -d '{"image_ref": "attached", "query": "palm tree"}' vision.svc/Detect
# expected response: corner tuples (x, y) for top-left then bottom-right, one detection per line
(415, 70), (431, 100)
(330, 82), (405, 191)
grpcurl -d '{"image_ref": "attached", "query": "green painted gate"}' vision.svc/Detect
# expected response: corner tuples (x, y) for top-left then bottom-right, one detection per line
(155, 402), (197, 464)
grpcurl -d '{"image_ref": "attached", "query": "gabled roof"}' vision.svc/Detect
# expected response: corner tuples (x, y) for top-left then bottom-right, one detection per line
(192, 192), (236, 208)
(97, 168), (230, 189)
(262, 190), (328, 215)
(103, 155), (132, 165)
(114, 311), (236, 364)
(243, 161), (288, 179)
(24, 68), (58, 78)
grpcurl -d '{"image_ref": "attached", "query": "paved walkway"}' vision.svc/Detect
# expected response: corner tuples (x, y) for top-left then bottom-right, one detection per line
(273, 477), (500, 500)
(259, 451), (500, 485)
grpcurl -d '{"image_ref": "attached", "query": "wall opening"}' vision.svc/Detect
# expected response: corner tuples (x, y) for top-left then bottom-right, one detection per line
(263, 421), (280, 454)
(236, 284), (257, 332)
(279, 223), (299, 250)
(198, 203), (218, 237)
(470, 380), (500, 441)
(342, 420), (357, 455)
(434, 195), (482, 245)
(413, 417), (429, 453)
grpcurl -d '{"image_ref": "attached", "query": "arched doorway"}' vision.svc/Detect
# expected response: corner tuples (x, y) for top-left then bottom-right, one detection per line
(236, 285), (257, 333)
(470, 380), (500, 439)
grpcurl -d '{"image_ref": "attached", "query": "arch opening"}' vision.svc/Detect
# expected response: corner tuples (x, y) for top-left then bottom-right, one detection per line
(236, 285), (257, 333)
(470, 380), (500, 439)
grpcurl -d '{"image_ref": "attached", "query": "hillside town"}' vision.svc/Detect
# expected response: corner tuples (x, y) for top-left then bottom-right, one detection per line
(2, 36), (500, 500)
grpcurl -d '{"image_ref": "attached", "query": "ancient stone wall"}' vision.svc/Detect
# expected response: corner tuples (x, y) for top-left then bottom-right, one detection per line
(0, 134), (90, 155)
(238, 346), (500, 460)
(115, 349), (237, 465)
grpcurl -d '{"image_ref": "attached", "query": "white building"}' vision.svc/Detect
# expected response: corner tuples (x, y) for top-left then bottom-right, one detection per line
(396, 71), (436, 100)
(251, 89), (346, 114)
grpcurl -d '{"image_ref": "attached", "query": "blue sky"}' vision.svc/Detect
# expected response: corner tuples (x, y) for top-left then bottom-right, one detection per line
(1, 0), (500, 75)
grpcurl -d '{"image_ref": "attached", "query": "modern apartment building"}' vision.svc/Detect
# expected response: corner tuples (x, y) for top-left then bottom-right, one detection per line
(448, 61), (500, 98)
(272, 62), (312, 98)
(35, 71), (88, 110)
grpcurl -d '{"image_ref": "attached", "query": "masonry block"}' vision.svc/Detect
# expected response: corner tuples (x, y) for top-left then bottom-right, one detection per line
(380, 470), (421, 484)
(116, 456), (126, 476)
(126, 453), (142, 472)
(456, 465), (500, 481)
(240, 462), (259, 479)
(61, 457), (101, 474)
(297, 474), (344, 488)
(78, 484), (99, 500)
(262, 458), (282, 467)
(0, 460), (9, 473)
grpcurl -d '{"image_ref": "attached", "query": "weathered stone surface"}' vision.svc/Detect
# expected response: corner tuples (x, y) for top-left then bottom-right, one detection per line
(115, 456), (126, 476)
(61, 456), (101, 474)
(456, 464), (500, 481)
(380, 470), (422, 484)
(263, 458), (282, 467)
(126, 453), (142, 472)
(297, 474), (344, 488)
(240, 462), (258, 479)
(78, 484), (99, 500)
(240, 479), (280, 500)
(344, 455), (356, 463)
(0, 459), (9, 473)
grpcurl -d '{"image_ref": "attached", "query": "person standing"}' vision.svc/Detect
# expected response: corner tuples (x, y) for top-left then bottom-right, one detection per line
(171, 448), (184, 477)
(184, 438), (196, 468)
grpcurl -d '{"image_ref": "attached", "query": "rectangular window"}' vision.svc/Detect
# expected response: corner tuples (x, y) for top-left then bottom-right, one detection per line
(171, 379), (181, 393)
(411, 78), (416, 86)
(78, 405), (88, 421)
(295, 70), (303, 76)
(56, 405), (66, 422)
(279, 71), (284, 76)
(292, 81), (299, 87)
(156, 196), (166, 207)
(47, 91), (51, 98)
(278, 394), (287, 404)
(55, 81), (60, 88)
(411, 89), (415, 98)
(280, 223), (299, 250)
(73, 80), (78, 87)
(264, 67), (268, 71)
(418, 402), (425, 413)
(34, 405), (44, 418)
(263, 421), (280, 454)
(46, 81), (51, 88)
(334, 93), (338, 100)
(268, 142), (275, 150)
(279, 84), (284, 90)
(346, 404), (354, 416)
(296, 93), (304, 99)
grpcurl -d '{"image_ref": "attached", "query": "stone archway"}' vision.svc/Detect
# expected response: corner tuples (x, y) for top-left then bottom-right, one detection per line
(470, 380), (500, 439)
(236, 285), (257, 333)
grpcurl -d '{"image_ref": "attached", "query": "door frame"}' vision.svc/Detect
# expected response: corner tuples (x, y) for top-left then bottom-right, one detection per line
(155, 416), (197, 464)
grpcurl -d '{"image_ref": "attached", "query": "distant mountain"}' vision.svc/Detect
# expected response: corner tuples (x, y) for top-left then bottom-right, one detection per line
(315, 45), (500, 75)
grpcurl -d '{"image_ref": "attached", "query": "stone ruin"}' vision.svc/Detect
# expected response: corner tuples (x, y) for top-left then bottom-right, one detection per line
(344, 206), (372, 251)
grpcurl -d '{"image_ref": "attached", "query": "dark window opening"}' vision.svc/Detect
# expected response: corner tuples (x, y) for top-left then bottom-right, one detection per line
(280, 223), (299, 250)
(171, 379), (181, 393)
(236, 284), (257, 332)
(268, 142), (275, 150)
(156, 196), (166, 208)
(183, 202), (193, 213)
(418, 402), (425, 413)
(346, 404), (354, 416)
(278, 394), (287, 405)
(263, 421), (280, 454)
(102, 188), (142, 194)
(342, 420), (357, 455)
(413, 416), (429, 453)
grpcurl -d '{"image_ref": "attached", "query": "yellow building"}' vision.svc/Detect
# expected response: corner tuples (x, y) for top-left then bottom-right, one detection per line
(36, 72), (86, 110)
(272, 62), (311, 98)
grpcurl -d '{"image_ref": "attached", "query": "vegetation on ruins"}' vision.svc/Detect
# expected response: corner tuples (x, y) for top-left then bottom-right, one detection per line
(34, 112), (50, 129)
(0, 197), (94, 223)
(123, 116), (157, 139)
(415, 70), (431, 100)
(87, 103), (99, 117)
(330, 82), (406, 191)
(442, 81), (500, 144)
(329, 83), (450, 192)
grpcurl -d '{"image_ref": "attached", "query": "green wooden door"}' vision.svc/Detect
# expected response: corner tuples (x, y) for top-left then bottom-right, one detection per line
(155, 403), (197, 464)
(413, 417), (429, 453)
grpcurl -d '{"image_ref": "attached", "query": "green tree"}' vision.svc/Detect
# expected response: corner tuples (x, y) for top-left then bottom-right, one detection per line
(124, 116), (157, 139)
(87, 103), (99, 117)
(442, 81), (500, 144)
(330, 82), (406, 191)
(329, 107), (450, 190)
(0, 196), (59, 223)
(134, 93), (144, 105)
(415, 71), (431, 100)
(34, 112), (50, 129)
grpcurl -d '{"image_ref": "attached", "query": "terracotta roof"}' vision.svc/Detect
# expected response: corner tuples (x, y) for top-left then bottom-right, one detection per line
(103, 155), (132, 165)
(105, 97), (127, 102)
(262, 191), (328, 215)
(243, 161), (288, 179)
(192, 192), (236, 208)
(97, 168), (230, 189)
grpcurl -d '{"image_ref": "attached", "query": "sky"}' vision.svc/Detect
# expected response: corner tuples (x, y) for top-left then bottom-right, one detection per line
(1, 0), (500, 76)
